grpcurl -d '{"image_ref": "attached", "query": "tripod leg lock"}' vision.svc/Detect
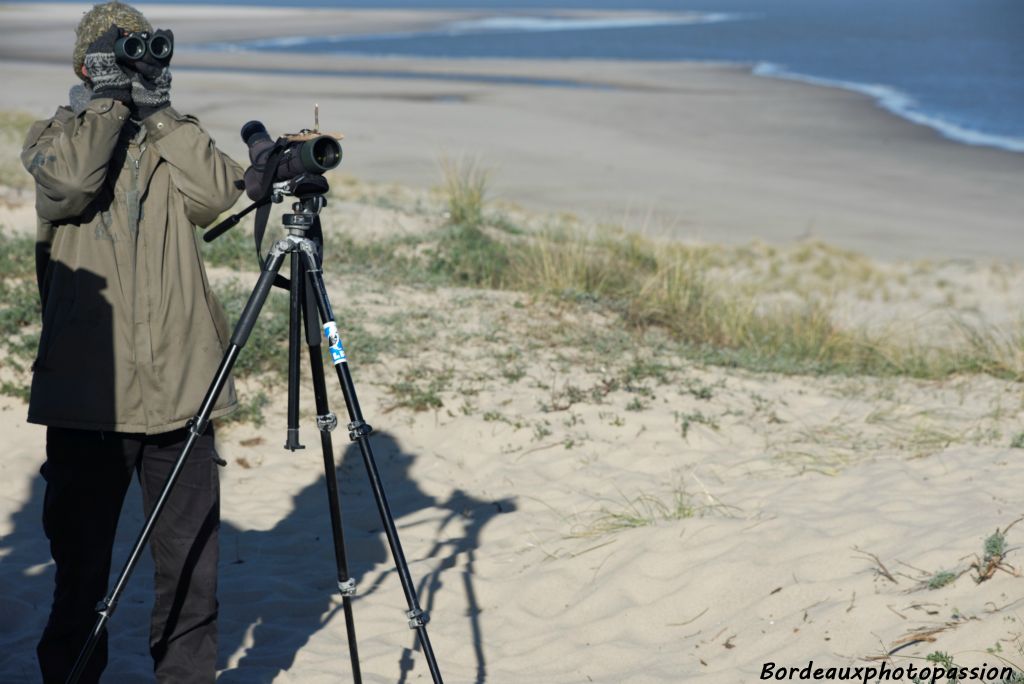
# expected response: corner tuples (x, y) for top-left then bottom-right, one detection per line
(186, 417), (209, 438)
(337, 578), (356, 597)
(186, 418), (227, 465)
(94, 597), (113, 618)
(347, 419), (373, 442)
(316, 412), (338, 432)
(406, 608), (430, 629)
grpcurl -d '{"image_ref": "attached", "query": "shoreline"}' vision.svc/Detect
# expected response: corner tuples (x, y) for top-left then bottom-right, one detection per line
(1, 4), (1023, 261)
(184, 49), (1024, 157)
(749, 62), (1024, 155)
(4, 3), (1023, 156)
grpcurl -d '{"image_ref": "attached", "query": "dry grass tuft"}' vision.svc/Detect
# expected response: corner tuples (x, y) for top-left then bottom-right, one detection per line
(439, 155), (489, 228)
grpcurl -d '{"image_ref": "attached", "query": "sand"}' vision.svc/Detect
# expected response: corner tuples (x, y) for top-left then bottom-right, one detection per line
(2, 264), (1024, 682)
(1, 4), (1024, 683)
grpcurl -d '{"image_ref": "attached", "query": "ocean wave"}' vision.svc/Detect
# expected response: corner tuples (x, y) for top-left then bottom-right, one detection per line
(228, 31), (422, 50)
(753, 62), (1024, 154)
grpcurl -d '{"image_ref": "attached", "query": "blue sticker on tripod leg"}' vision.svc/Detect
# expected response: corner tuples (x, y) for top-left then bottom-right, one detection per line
(323, 321), (347, 365)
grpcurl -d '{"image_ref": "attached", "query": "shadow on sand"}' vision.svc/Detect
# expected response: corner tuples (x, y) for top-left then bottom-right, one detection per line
(217, 430), (515, 683)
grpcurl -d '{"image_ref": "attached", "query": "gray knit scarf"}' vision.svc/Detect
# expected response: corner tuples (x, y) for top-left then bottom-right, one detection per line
(69, 84), (93, 115)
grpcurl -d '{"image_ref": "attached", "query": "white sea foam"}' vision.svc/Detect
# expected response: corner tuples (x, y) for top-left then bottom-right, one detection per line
(224, 33), (399, 50)
(753, 62), (1024, 154)
(443, 13), (744, 34)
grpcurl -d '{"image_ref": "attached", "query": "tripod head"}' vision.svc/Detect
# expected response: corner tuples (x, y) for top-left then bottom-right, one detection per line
(277, 173), (330, 208)
(282, 176), (329, 236)
(205, 112), (339, 245)
(204, 173), (330, 243)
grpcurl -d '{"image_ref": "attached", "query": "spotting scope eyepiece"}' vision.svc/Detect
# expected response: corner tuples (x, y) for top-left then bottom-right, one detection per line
(241, 121), (272, 148)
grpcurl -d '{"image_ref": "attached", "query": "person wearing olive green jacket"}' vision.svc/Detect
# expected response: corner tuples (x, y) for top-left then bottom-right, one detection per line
(22, 3), (243, 682)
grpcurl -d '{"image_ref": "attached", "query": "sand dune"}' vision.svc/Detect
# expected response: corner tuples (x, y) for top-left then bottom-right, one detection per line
(2, 281), (1024, 681)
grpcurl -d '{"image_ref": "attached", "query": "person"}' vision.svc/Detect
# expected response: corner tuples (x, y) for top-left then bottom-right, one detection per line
(20, 2), (245, 681)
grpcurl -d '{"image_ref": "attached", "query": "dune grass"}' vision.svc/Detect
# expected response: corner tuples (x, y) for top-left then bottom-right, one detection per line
(0, 111), (36, 190)
(0, 230), (41, 398)
(513, 230), (1023, 379)
(408, 157), (1024, 381)
(417, 237), (1019, 380)
(439, 155), (489, 228)
(570, 489), (701, 538)
(4, 211), (1022, 397)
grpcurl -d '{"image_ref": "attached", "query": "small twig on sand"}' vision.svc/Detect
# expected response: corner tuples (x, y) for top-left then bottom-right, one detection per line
(853, 546), (898, 584)
(886, 604), (907, 620)
(887, 624), (957, 655)
(514, 441), (562, 462)
(667, 607), (709, 628)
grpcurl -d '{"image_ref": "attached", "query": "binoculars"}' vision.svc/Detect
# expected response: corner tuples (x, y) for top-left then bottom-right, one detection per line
(114, 30), (173, 63)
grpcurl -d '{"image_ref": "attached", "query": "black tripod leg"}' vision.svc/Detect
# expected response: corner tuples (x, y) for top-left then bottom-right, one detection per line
(301, 272), (363, 683)
(65, 244), (290, 684)
(285, 251), (305, 451)
(297, 243), (444, 684)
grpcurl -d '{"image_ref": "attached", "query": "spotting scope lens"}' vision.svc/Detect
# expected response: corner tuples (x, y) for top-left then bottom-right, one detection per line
(301, 136), (343, 173)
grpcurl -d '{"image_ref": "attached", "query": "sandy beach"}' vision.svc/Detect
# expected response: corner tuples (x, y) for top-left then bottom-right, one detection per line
(1, 3), (1023, 259)
(1, 3), (1024, 684)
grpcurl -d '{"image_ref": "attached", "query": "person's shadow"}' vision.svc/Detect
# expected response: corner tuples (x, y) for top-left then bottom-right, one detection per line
(0, 265), (136, 682)
(217, 430), (515, 683)
(0, 471), (54, 682)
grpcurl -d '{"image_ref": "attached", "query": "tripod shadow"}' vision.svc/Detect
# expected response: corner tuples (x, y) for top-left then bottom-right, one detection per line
(339, 434), (516, 684)
(392, 486), (516, 684)
(216, 430), (514, 683)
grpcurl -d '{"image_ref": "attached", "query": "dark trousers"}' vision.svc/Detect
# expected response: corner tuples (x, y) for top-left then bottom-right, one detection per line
(37, 425), (221, 684)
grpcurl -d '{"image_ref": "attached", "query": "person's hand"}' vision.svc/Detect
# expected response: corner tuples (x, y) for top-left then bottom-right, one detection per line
(130, 29), (173, 119)
(83, 25), (132, 103)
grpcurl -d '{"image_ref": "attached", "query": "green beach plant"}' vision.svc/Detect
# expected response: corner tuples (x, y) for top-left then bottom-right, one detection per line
(0, 111), (36, 190)
(927, 569), (958, 590)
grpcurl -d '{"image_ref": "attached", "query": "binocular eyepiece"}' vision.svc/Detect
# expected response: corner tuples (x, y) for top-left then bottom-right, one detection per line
(114, 30), (174, 63)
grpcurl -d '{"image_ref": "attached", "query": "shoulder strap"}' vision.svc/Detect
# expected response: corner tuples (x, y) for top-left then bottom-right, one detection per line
(251, 145), (292, 290)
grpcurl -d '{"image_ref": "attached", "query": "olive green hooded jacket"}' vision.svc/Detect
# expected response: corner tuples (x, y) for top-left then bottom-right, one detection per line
(22, 96), (244, 433)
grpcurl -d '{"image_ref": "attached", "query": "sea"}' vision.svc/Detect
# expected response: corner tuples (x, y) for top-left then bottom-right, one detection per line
(29, 0), (1024, 153)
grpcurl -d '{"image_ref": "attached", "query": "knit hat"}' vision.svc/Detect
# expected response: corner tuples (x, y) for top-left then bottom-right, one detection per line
(73, 2), (152, 82)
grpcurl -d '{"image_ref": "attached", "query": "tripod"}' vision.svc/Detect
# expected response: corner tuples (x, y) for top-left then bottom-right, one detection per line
(66, 177), (444, 684)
